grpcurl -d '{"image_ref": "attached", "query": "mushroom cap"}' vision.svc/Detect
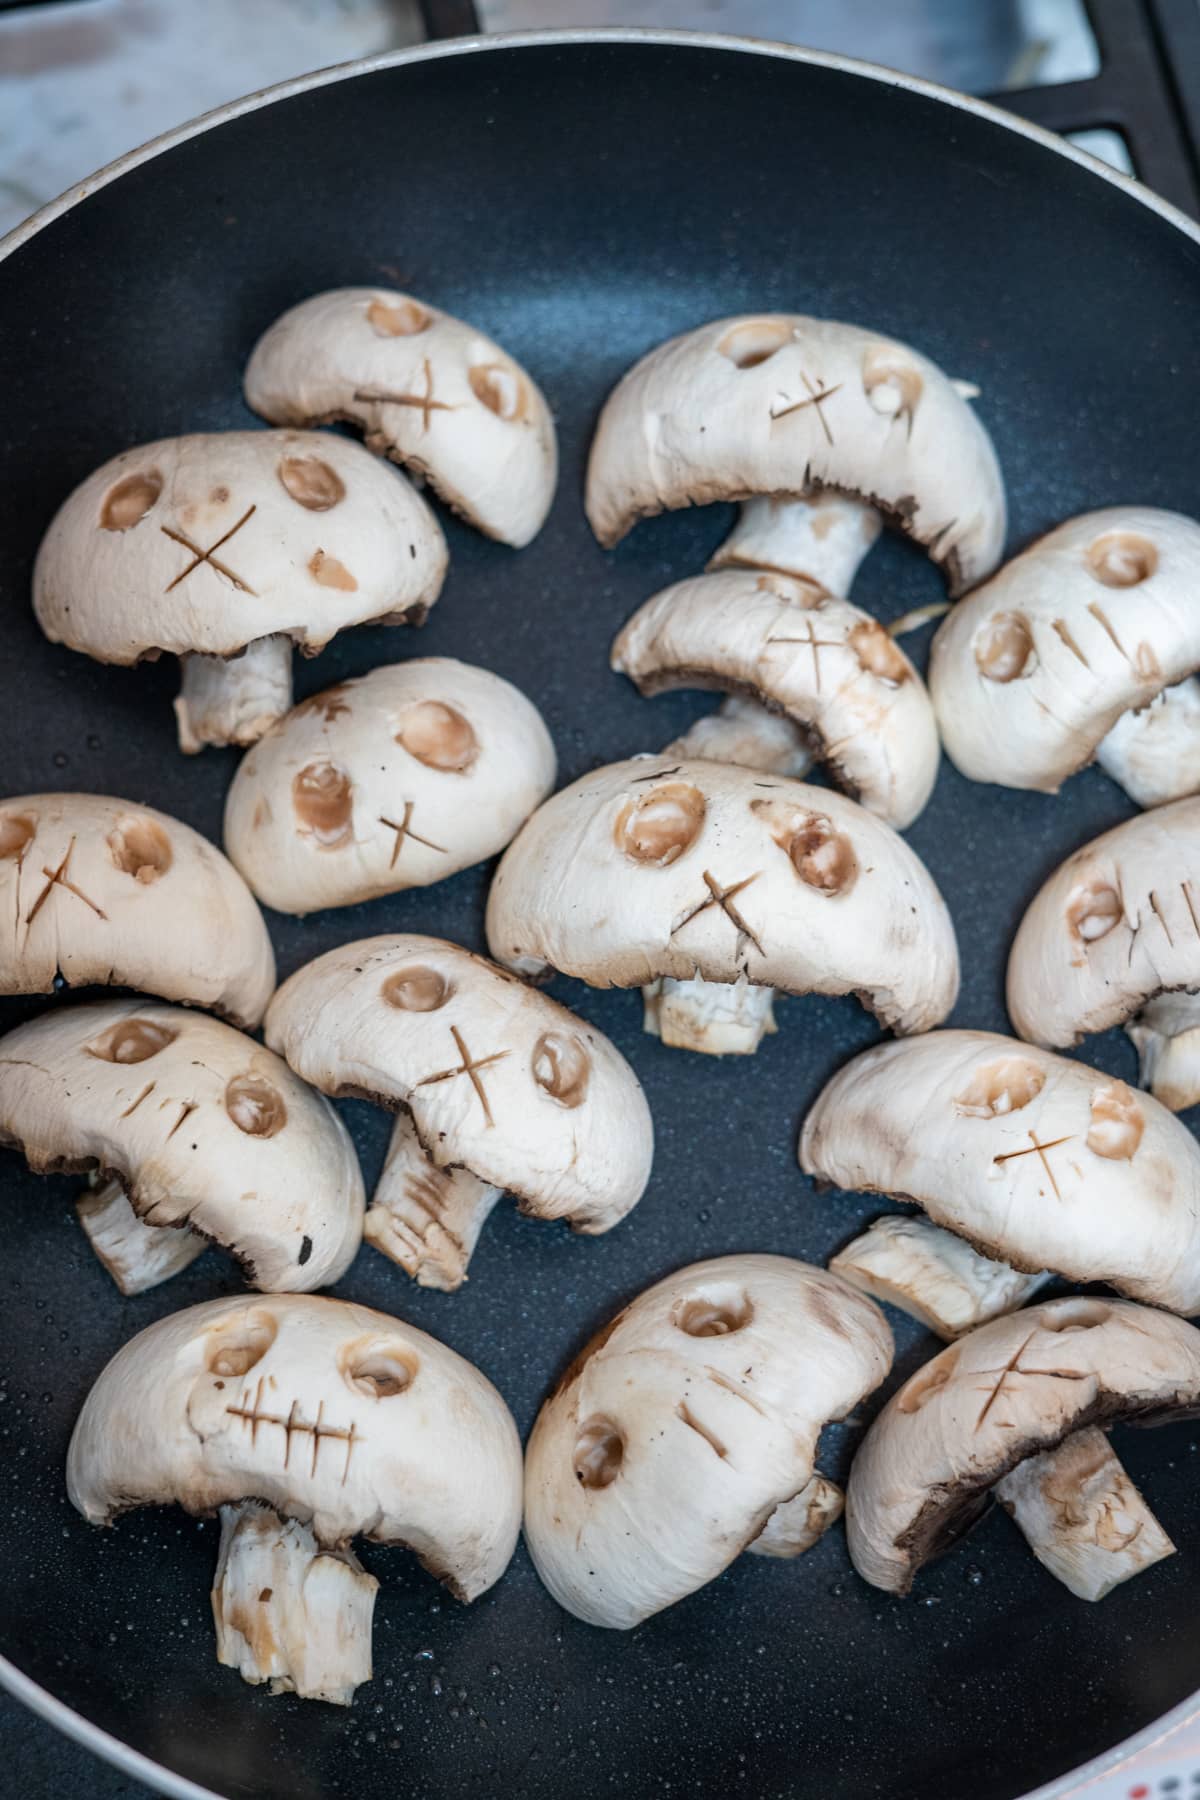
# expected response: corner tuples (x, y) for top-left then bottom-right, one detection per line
(0, 1000), (362, 1290)
(0, 793), (275, 1026)
(800, 1028), (1200, 1314)
(243, 288), (557, 548)
(611, 569), (939, 828)
(34, 430), (446, 664)
(1007, 796), (1200, 1047)
(67, 1292), (522, 1596)
(264, 935), (652, 1234)
(224, 659), (557, 914)
(485, 758), (959, 1036)
(584, 315), (1005, 590)
(929, 507), (1200, 792)
(846, 1296), (1200, 1594)
(524, 1254), (892, 1628)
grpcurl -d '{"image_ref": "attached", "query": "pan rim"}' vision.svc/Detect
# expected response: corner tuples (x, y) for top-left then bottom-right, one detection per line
(2, 25), (1199, 1800)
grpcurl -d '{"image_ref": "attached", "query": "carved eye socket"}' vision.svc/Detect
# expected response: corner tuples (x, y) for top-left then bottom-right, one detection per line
(1037, 1298), (1111, 1332)
(861, 346), (923, 420)
(954, 1056), (1045, 1119)
(206, 1309), (278, 1377)
(382, 965), (453, 1012)
(341, 1339), (418, 1398)
(1066, 880), (1122, 945)
(100, 470), (162, 531)
(278, 456), (345, 511)
(292, 762), (354, 848)
(107, 815), (173, 883)
(573, 1415), (624, 1489)
(367, 296), (432, 337)
(86, 1017), (178, 1065)
(225, 1074), (287, 1138)
(848, 619), (909, 686)
(616, 783), (706, 867)
(531, 1032), (590, 1108)
(0, 813), (36, 860)
(896, 1353), (958, 1414)
(975, 612), (1036, 683)
(717, 319), (793, 369)
(396, 702), (478, 773)
(1086, 531), (1157, 588)
(673, 1286), (753, 1337)
(469, 363), (529, 421)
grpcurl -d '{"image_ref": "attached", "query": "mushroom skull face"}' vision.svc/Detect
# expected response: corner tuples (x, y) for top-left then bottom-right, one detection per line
(69, 1294), (522, 1596)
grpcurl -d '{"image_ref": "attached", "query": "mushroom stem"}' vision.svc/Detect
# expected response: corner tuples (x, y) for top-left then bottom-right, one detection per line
(709, 495), (881, 595)
(995, 1427), (1175, 1601)
(211, 1501), (378, 1706)
(76, 1177), (205, 1295)
(642, 972), (777, 1057)
(1096, 678), (1200, 808)
(1127, 990), (1200, 1111)
(830, 1215), (1051, 1341)
(747, 1474), (844, 1558)
(365, 1110), (503, 1290)
(664, 694), (813, 777)
(174, 632), (294, 754)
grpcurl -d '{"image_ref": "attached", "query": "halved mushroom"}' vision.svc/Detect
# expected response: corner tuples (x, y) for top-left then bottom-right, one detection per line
(34, 431), (446, 753)
(801, 1029), (1200, 1318)
(224, 659), (556, 915)
(486, 757), (958, 1056)
(847, 1297), (1200, 1601)
(612, 566), (938, 828)
(524, 1254), (892, 1628)
(68, 1293), (522, 1702)
(0, 999), (363, 1292)
(585, 315), (1006, 592)
(929, 507), (1200, 800)
(263, 934), (652, 1290)
(0, 793), (274, 1025)
(1006, 798), (1200, 1110)
(244, 288), (557, 548)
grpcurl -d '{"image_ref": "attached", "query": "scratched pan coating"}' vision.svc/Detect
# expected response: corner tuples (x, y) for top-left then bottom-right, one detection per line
(1, 35), (1200, 1800)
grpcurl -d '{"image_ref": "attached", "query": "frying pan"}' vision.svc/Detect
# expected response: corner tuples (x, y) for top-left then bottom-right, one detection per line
(2, 28), (1200, 1800)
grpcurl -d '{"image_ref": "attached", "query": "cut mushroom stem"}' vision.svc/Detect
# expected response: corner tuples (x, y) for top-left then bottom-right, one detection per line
(211, 1501), (378, 1706)
(76, 1177), (205, 1296)
(995, 1427), (1174, 1602)
(642, 972), (777, 1057)
(709, 494), (881, 595)
(665, 694), (813, 778)
(830, 1214), (1052, 1341)
(175, 633), (294, 755)
(748, 1473), (844, 1558)
(1096, 677), (1200, 808)
(1127, 990), (1200, 1111)
(364, 1110), (503, 1291)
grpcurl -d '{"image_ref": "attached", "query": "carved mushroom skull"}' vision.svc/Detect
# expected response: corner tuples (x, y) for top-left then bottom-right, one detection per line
(847, 1297), (1200, 1602)
(244, 287), (557, 548)
(800, 1030), (1200, 1330)
(0, 999), (363, 1293)
(0, 793), (274, 1026)
(263, 934), (653, 1290)
(929, 507), (1200, 803)
(524, 1254), (893, 1629)
(485, 757), (959, 1055)
(224, 659), (556, 914)
(34, 430), (447, 752)
(68, 1293), (522, 1703)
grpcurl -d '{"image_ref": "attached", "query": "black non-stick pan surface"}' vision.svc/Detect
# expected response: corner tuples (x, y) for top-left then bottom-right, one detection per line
(2, 31), (1200, 1800)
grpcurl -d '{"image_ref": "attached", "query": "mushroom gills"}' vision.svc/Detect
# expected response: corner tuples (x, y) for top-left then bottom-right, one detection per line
(995, 1427), (1174, 1602)
(709, 495), (881, 595)
(747, 1473), (844, 1558)
(643, 972), (777, 1057)
(830, 1214), (1051, 1341)
(665, 694), (813, 778)
(211, 1501), (377, 1706)
(1096, 678), (1200, 809)
(76, 1177), (205, 1295)
(364, 1110), (503, 1291)
(1127, 990), (1200, 1111)
(175, 632), (294, 755)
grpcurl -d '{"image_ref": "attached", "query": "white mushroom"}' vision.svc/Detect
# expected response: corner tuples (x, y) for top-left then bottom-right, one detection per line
(930, 507), (1200, 799)
(68, 1293), (522, 1703)
(800, 1029), (1200, 1316)
(34, 431), (446, 753)
(224, 659), (556, 915)
(846, 1296), (1200, 1601)
(264, 935), (652, 1290)
(524, 1254), (892, 1628)
(830, 1214), (1050, 1341)
(486, 757), (959, 1056)
(585, 315), (1006, 592)
(1095, 679), (1200, 807)
(0, 793), (274, 1026)
(244, 288), (557, 548)
(77, 1178), (205, 1295)
(0, 999), (363, 1292)
(1007, 798), (1200, 1085)
(612, 566), (938, 828)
